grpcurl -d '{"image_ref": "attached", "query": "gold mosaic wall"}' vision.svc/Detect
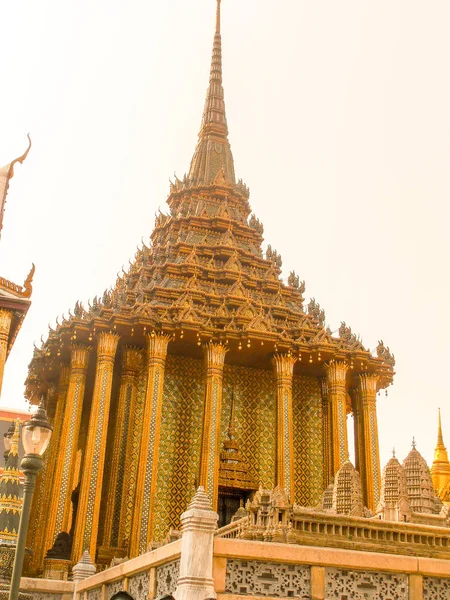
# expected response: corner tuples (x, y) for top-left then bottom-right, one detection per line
(152, 360), (324, 540)
(153, 354), (204, 540)
(222, 365), (276, 489)
(292, 374), (324, 506)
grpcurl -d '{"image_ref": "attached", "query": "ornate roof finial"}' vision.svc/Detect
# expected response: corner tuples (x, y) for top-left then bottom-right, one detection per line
(216, 0), (221, 34)
(412, 437), (416, 449)
(188, 0), (236, 186)
(437, 408), (445, 447)
(0, 135), (32, 239)
(392, 447), (396, 458)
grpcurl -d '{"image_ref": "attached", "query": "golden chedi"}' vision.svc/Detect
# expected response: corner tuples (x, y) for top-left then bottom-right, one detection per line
(431, 409), (450, 504)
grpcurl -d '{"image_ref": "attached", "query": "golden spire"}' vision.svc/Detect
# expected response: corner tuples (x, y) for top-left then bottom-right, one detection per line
(188, 0), (236, 186)
(434, 408), (449, 463)
(431, 408), (450, 498)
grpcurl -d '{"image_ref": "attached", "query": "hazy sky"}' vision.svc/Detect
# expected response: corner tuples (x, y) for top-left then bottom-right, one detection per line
(1, 0), (449, 470)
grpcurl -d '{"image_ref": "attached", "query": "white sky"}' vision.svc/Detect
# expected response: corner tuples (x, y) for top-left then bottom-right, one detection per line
(1, 0), (449, 471)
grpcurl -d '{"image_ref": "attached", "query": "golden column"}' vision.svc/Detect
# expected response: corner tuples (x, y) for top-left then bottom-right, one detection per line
(199, 343), (228, 510)
(320, 376), (333, 488)
(42, 345), (90, 560)
(324, 360), (349, 475)
(72, 332), (120, 562)
(272, 353), (296, 500)
(130, 333), (171, 557)
(0, 309), (13, 396)
(27, 366), (70, 574)
(357, 373), (380, 510)
(119, 349), (145, 549)
(350, 385), (366, 496)
(103, 346), (142, 550)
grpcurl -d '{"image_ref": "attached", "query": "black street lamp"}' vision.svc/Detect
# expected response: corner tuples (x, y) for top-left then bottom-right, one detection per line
(8, 402), (52, 600)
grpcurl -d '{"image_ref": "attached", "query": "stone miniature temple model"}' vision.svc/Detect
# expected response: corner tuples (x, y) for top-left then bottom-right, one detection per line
(25, 0), (395, 573)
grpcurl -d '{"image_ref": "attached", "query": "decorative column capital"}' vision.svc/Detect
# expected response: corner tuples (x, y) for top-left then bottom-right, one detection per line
(122, 346), (142, 375)
(70, 344), (91, 373)
(357, 373), (378, 401)
(58, 362), (71, 388)
(272, 353), (296, 384)
(324, 360), (348, 386)
(147, 332), (171, 364)
(203, 342), (228, 374)
(96, 332), (120, 362)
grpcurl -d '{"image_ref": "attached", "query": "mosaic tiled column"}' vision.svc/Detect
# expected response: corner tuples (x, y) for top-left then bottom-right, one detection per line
(199, 343), (228, 511)
(320, 376), (333, 488)
(272, 353), (296, 501)
(0, 309), (13, 396)
(103, 347), (142, 550)
(118, 348), (145, 550)
(350, 385), (366, 496)
(129, 333), (171, 557)
(324, 361), (348, 475)
(43, 345), (90, 562)
(72, 332), (120, 563)
(357, 373), (380, 510)
(27, 367), (69, 575)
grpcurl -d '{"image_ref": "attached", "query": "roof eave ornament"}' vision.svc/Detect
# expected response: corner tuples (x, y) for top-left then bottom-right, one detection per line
(0, 135), (32, 239)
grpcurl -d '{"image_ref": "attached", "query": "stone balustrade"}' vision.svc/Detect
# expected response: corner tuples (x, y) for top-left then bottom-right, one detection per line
(13, 536), (450, 600)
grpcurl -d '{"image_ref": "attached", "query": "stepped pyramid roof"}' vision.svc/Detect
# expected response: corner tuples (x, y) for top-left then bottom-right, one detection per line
(25, 1), (395, 399)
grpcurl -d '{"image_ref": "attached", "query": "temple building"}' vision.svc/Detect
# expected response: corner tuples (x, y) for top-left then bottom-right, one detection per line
(0, 137), (34, 399)
(23, 0), (408, 577)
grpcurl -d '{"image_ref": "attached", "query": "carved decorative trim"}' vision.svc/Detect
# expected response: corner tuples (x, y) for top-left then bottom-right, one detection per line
(225, 559), (311, 597)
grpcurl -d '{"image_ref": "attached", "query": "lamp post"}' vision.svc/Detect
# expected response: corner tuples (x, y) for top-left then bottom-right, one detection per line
(8, 402), (52, 600)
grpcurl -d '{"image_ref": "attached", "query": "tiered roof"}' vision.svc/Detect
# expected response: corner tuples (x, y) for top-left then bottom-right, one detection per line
(25, 1), (395, 401)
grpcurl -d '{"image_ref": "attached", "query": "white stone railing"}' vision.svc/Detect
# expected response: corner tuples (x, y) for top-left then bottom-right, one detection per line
(215, 516), (249, 539)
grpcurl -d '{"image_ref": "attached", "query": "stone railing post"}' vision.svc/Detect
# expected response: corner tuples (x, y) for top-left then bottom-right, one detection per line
(72, 550), (96, 599)
(174, 487), (218, 600)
